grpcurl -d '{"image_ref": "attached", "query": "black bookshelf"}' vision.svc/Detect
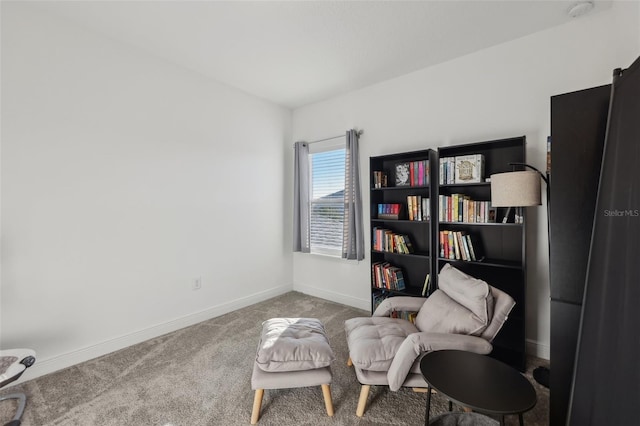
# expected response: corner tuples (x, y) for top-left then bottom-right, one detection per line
(437, 136), (527, 371)
(369, 149), (438, 311)
(368, 137), (527, 372)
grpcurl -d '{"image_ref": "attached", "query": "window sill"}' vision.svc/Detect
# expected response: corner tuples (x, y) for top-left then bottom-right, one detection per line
(294, 251), (363, 264)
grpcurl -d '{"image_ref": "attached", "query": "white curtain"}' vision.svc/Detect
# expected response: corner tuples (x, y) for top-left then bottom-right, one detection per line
(342, 129), (364, 260)
(293, 141), (310, 253)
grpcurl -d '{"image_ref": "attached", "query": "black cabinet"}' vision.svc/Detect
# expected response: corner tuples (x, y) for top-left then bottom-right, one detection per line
(549, 84), (610, 426)
(567, 57), (640, 426)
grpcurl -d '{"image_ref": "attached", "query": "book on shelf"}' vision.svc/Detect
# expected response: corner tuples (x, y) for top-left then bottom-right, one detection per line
(440, 155), (485, 184)
(422, 197), (430, 221)
(448, 232), (455, 260)
(409, 162), (415, 187)
(454, 231), (464, 261)
(460, 232), (471, 261)
(378, 203), (401, 219)
(371, 262), (406, 291)
(438, 194), (492, 223)
(466, 234), (479, 261)
(406, 195), (430, 221)
(393, 234), (409, 254)
(452, 231), (461, 260)
(394, 269), (406, 291)
(415, 160), (429, 186)
(546, 136), (551, 175)
(373, 227), (415, 254)
(397, 234), (415, 254)
(390, 309), (418, 324)
(373, 171), (388, 188)
(439, 157), (457, 184)
(487, 206), (497, 223)
(395, 160), (430, 187)
(454, 154), (485, 184)
(421, 274), (430, 296)
(395, 162), (411, 186)
(439, 230), (484, 262)
(372, 291), (388, 311)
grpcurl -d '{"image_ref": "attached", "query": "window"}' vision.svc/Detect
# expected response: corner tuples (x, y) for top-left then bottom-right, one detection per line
(309, 141), (345, 256)
(293, 130), (363, 260)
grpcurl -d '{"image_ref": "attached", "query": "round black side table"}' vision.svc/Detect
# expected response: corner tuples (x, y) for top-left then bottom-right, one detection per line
(420, 350), (537, 426)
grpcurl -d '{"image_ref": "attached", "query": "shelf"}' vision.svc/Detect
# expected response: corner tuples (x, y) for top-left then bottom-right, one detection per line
(440, 221), (523, 227)
(438, 258), (523, 270)
(372, 287), (425, 298)
(372, 219), (430, 224)
(372, 185), (430, 191)
(372, 250), (430, 260)
(439, 182), (490, 188)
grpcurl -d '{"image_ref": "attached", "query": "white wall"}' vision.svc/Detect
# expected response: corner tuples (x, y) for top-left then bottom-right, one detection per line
(291, 2), (640, 359)
(1, 4), (292, 379)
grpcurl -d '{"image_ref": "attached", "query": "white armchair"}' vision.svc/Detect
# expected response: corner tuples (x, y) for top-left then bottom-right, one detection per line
(345, 264), (515, 417)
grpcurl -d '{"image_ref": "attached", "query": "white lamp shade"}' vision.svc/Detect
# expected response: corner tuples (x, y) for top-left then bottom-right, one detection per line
(490, 171), (541, 207)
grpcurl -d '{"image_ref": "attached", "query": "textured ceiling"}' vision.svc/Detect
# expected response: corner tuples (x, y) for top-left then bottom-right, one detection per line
(26, 1), (610, 108)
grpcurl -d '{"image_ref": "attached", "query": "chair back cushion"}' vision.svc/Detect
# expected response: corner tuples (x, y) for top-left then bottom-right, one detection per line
(414, 290), (488, 336)
(480, 286), (516, 342)
(437, 264), (494, 325)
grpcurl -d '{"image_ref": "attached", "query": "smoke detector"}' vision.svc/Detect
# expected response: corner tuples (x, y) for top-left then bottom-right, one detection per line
(568, 1), (595, 18)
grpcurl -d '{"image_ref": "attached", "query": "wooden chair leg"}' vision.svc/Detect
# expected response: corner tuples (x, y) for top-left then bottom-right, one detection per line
(413, 387), (438, 394)
(251, 389), (264, 424)
(356, 384), (371, 417)
(347, 357), (353, 367)
(321, 384), (334, 416)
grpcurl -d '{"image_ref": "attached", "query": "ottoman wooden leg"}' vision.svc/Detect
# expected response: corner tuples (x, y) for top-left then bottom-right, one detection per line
(321, 384), (334, 416)
(347, 357), (353, 367)
(251, 389), (264, 424)
(356, 384), (371, 417)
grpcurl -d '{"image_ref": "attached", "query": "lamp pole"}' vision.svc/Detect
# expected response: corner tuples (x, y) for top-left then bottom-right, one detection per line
(508, 162), (551, 388)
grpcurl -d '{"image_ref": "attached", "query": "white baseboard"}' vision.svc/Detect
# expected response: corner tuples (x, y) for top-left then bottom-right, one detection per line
(293, 283), (370, 312)
(526, 338), (550, 360)
(15, 285), (292, 384)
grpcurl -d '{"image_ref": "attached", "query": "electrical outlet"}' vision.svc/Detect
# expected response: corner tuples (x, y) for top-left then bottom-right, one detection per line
(192, 277), (202, 291)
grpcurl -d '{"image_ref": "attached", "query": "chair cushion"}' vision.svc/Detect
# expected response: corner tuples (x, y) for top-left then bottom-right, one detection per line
(480, 286), (516, 342)
(255, 318), (334, 372)
(414, 290), (488, 336)
(344, 316), (419, 371)
(437, 264), (494, 325)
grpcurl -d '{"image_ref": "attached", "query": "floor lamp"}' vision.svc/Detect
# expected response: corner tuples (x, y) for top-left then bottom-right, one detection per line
(490, 163), (550, 387)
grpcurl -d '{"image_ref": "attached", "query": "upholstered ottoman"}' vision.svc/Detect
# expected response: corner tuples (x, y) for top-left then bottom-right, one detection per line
(250, 318), (335, 424)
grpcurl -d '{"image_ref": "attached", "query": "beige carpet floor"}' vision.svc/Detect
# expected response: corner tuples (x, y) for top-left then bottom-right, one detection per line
(0, 291), (549, 425)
